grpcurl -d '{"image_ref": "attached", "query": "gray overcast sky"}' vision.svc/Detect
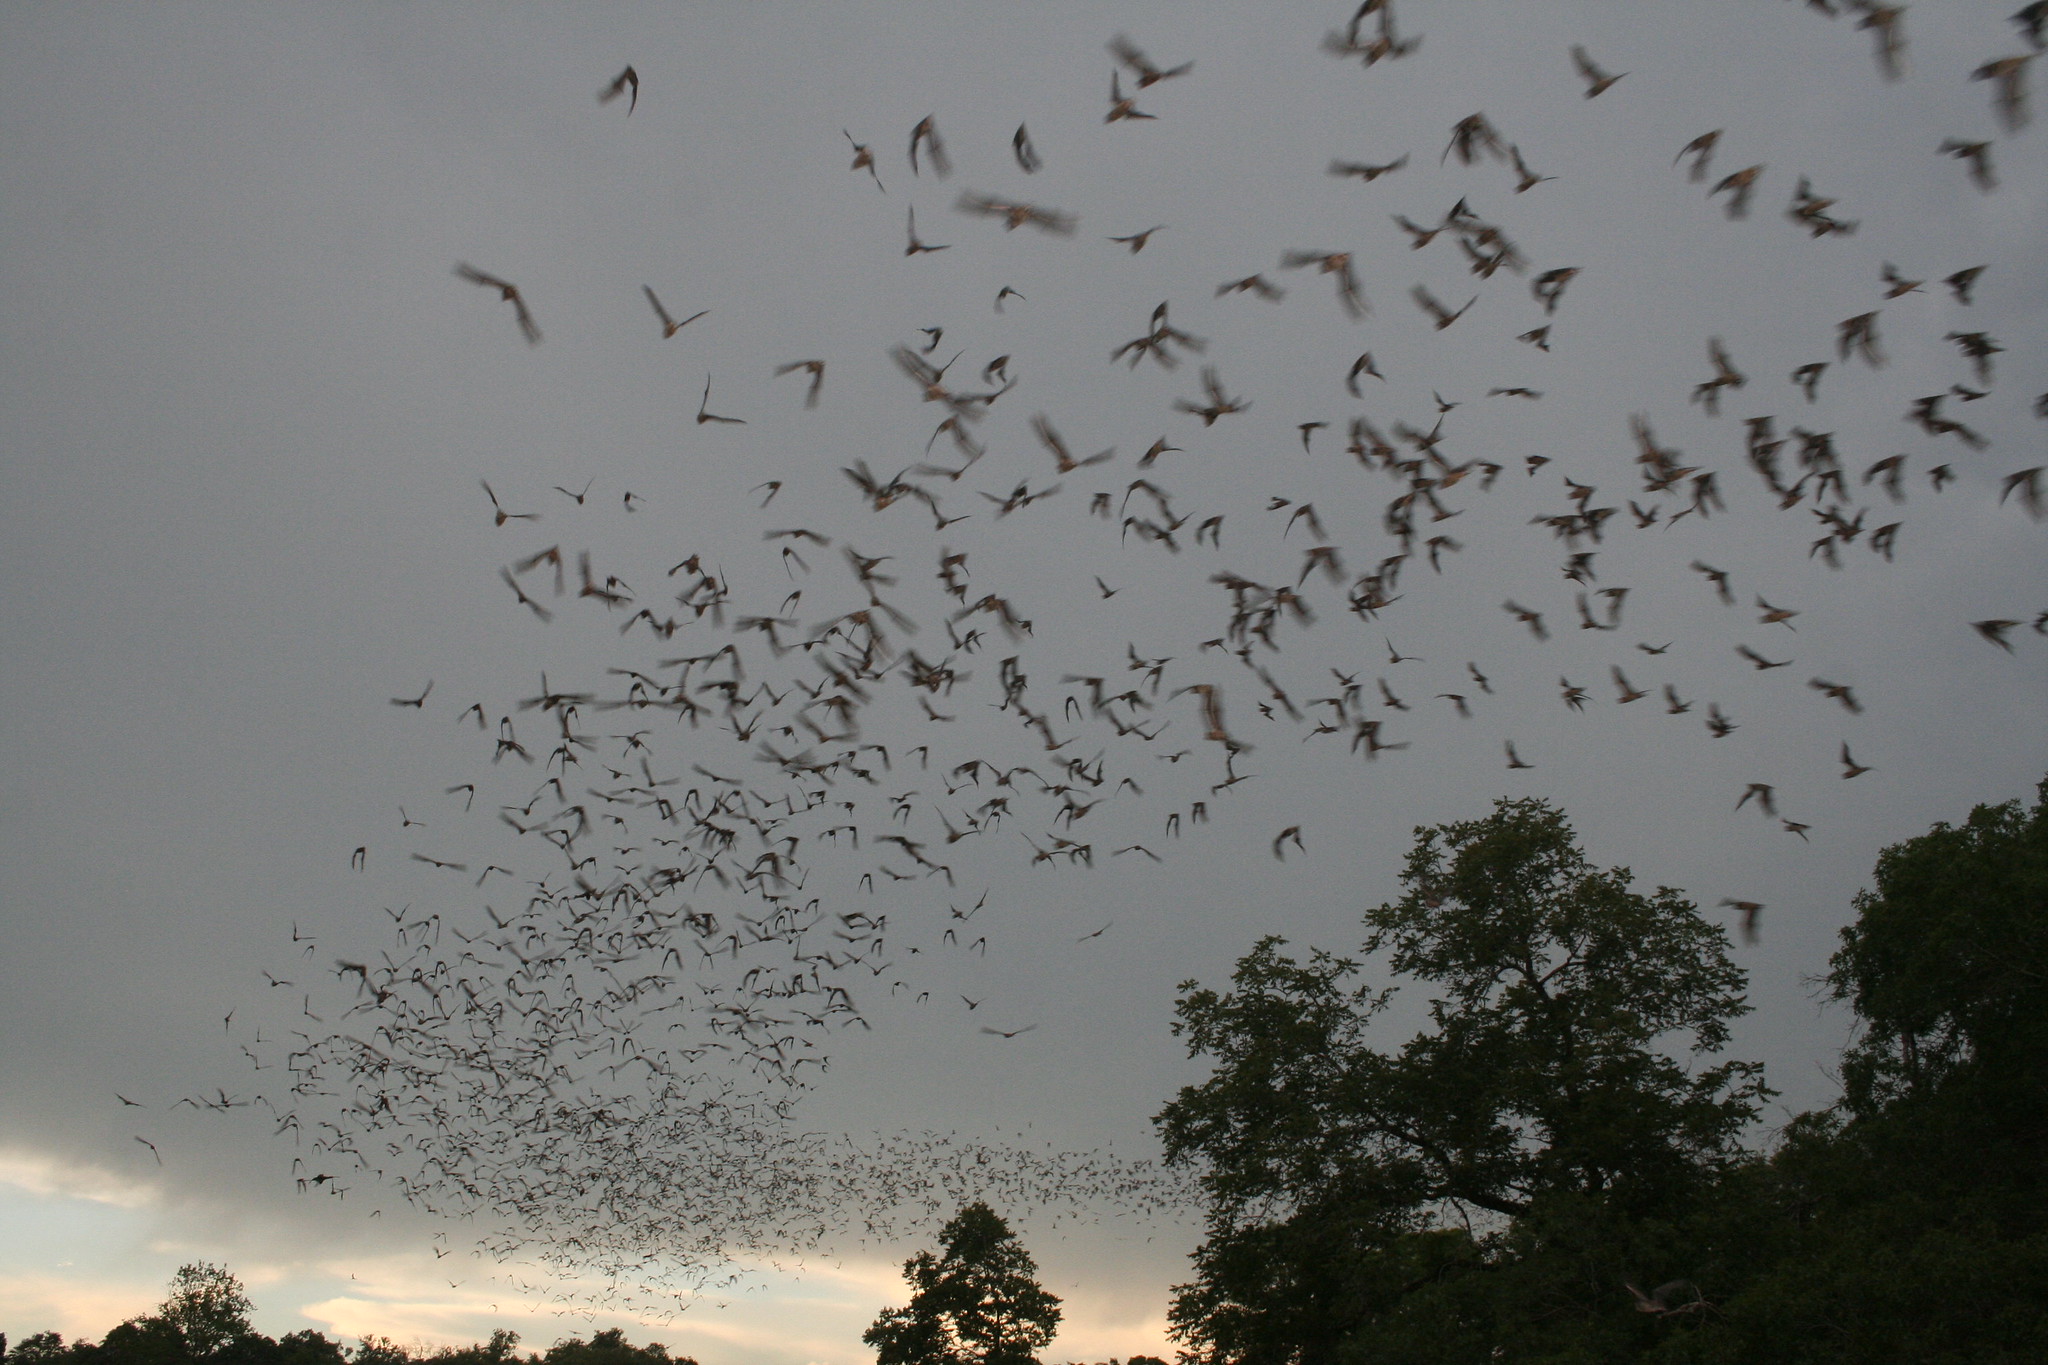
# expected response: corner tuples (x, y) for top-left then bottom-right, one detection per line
(3, 3), (2044, 1363)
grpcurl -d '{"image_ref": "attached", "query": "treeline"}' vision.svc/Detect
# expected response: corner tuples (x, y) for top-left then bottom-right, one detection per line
(0, 1329), (673, 1365)
(0, 1266), (690, 1365)
(1154, 782), (2048, 1363)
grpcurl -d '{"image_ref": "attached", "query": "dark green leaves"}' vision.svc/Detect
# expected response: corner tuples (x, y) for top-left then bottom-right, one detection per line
(1828, 776), (2048, 1123)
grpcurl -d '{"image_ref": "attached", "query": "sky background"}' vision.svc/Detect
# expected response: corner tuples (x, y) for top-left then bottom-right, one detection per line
(3, 3), (2044, 1363)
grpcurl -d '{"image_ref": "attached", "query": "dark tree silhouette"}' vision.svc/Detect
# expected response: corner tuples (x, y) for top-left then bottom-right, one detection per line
(1156, 797), (1767, 1363)
(863, 1203), (1062, 1365)
(158, 1265), (253, 1359)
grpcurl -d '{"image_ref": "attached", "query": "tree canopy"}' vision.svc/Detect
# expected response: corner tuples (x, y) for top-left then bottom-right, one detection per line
(1, 1267), (687, 1365)
(863, 1202), (1062, 1365)
(1156, 796), (1767, 1364)
(157, 1265), (254, 1360)
(1667, 778), (2048, 1364)
(1156, 784), (2048, 1364)
(1828, 775), (2048, 1134)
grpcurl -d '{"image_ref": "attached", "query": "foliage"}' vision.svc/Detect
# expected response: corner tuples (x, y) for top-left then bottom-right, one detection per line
(158, 1265), (255, 1360)
(267, 1334), (345, 1365)
(347, 1339), (412, 1365)
(1153, 785), (2048, 1363)
(78, 1317), (189, 1365)
(1827, 776), (2048, 1136)
(863, 1202), (1062, 1365)
(534, 1330), (680, 1365)
(349, 1329), (690, 1365)
(422, 1330), (526, 1365)
(1, 1269), (686, 1365)
(1652, 779), (2048, 1364)
(1155, 797), (1768, 1364)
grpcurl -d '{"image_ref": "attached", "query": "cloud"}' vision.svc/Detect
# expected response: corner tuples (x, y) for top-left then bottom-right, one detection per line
(0, 1147), (159, 1210)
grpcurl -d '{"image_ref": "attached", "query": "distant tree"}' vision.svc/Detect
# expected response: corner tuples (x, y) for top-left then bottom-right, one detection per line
(539, 1330), (686, 1365)
(863, 1203), (1062, 1365)
(348, 1338), (413, 1365)
(420, 1331), (522, 1365)
(212, 1337), (286, 1365)
(1156, 797), (1768, 1364)
(158, 1264), (254, 1359)
(268, 1333), (345, 1365)
(89, 1316), (191, 1365)
(8, 1336), (66, 1365)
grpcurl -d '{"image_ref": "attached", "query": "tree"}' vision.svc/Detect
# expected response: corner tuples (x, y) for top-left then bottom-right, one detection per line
(540, 1329), (689, 1365)
(87, 1317), (190, 1365)
(1826, 775), (2048, 1137)
(158, 1264), (254, 1359)
(419, 1331), (523, 1365)
(268, 1333), (346, 1365)
(1657, 779), (2048, 1364)
(1155, 797), (1768, 1364)
(347, 1338), (412, 1365)
(863, 1203), (1062, 1365)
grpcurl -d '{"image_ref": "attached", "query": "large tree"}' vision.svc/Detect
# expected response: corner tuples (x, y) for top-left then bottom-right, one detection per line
(1827, 775), (2048, 1139)
(1155, 796), (1767, 1364)
(863, 1203), (1062, 1365)
(1664, 779), (2048, 1364)
(157, 1264), (254, 1360)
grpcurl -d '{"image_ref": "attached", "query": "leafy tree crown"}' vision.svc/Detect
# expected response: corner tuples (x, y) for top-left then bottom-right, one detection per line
(1155, 797), (1767, 1363)
(1826, 775), (2048, 1121)
(159, 1264), (255, 1358)
(863, 1202), (1062, 1365)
